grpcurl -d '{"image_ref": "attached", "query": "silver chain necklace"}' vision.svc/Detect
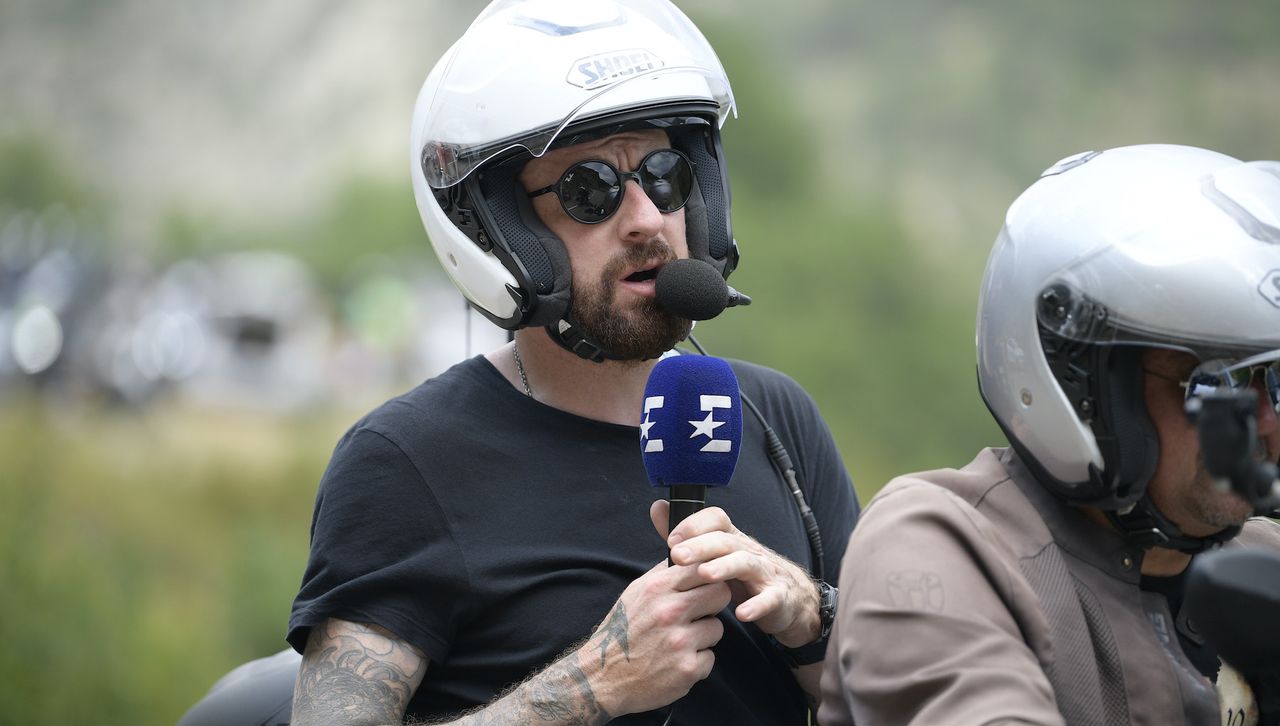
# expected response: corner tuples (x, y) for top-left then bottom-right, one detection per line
(512, 341), (532, 397)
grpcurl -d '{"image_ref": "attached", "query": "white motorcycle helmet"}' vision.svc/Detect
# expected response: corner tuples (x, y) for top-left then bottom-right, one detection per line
(977, 144), (1280, 546)
(410, 0), (738, 360)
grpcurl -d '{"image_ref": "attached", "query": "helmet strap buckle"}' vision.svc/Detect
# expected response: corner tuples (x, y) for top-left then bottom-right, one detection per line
(1107, 496), (1241, 554)
(546, 319), (610, 363)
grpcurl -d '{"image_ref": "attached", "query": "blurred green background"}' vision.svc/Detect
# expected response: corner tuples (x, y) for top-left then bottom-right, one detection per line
(2, 0), (1278, 722)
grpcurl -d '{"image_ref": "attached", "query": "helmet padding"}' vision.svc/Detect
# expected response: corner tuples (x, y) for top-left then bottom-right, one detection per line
(471, 161), (572, 327)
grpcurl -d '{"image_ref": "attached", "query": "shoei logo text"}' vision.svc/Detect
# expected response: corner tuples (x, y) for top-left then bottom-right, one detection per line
(567, 49), (664, 90)
(1260, 269), (1280, 309)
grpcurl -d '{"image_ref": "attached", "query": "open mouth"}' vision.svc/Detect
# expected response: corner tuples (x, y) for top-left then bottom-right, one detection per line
(624, 265), (660, 283)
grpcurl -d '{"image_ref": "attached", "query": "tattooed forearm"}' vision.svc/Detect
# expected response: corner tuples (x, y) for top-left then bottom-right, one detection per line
(297, 619), (614, 726)
(442, 649), (611, 726)
(528, 658), (605, 724)
(593, 603), (631, 669)
(292, 620), (427, 726)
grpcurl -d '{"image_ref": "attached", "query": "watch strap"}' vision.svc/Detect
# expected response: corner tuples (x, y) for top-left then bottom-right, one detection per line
(777, 580), (838, 667)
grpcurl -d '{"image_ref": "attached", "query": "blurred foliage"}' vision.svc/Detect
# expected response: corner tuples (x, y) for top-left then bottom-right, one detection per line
(695, 22), (1002, 501)
(0, 397), (339, 723)
(153, 175), (427, 292)
(2, 1), (1280, 722)
(0, 134), (91, 215)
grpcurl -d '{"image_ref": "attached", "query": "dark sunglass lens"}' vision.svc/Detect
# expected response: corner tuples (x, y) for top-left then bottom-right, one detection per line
(1186, 360), (1280, 412)
(1186, 373), (1225, 399)
(559, 161), (621, 223)
(640, 150), (691, 212)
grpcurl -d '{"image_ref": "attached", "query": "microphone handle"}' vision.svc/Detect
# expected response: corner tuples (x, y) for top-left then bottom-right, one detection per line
(667, 484), (707, 565)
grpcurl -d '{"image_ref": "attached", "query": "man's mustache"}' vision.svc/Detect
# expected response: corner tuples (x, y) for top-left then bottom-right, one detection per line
(600, 238), (677, 285)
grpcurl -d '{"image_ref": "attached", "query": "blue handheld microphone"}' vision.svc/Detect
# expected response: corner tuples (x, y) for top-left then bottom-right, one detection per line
(640, 355), (743, 543)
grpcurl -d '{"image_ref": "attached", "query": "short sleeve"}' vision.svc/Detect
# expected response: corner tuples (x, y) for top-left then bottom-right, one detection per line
(287, 426), (467, 662)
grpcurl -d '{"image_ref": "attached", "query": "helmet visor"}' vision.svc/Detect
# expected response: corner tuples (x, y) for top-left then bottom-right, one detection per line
(416, 0), (735, 189)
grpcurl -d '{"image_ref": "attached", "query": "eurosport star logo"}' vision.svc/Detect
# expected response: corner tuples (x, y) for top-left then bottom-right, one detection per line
(641, 394), (734, 454)
(566, 48), (664, 90)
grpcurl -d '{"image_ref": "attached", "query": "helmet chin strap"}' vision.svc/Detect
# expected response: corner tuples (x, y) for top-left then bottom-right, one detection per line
(1106, 495), (1242, 554)
(545, 318), (618, 363)
(544, 316), (672, 363)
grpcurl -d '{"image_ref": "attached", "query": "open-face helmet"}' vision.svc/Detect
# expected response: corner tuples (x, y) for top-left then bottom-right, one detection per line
(977, 144), (1280, 548)
(410, 0), (739, 360)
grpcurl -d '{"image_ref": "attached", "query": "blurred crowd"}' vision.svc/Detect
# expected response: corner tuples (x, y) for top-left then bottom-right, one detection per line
(0, 205), (505, 412)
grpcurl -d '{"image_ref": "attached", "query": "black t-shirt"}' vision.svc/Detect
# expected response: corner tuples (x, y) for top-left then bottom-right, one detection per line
(288, 354), (858, 724)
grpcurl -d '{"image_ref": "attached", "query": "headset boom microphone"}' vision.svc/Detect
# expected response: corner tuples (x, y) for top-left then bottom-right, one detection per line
(640, 355), (743, 550)
(655, 258), (751, 321)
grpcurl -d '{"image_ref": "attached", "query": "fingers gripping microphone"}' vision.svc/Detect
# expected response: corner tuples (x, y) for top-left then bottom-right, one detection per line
(1184, 548), (1280, 676)
(655, 258), (752, 321)
(640, 355), (743, 551)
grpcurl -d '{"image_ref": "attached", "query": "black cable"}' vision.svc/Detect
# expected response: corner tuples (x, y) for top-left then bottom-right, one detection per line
(687, 335), (825, 581)
(465, 298), (471, 357)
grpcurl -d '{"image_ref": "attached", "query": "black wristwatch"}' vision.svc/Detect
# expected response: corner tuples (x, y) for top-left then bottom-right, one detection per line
(778, 580), (838, 667)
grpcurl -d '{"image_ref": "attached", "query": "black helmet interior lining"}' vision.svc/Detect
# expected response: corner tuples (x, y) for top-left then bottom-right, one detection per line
(1046, 334), (1160, 508)
(472, 161), (571, 328)
(991, 335), (1158, 510)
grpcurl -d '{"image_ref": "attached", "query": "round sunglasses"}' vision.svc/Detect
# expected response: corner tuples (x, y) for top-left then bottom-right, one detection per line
(527, 148), (694, 224)
(1175, 358), (1280, 413)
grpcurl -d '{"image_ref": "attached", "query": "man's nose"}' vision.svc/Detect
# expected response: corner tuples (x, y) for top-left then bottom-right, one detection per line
(615, 179), (664, 242)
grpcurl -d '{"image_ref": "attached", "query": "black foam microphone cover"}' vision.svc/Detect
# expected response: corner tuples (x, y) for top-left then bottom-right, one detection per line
(655, 258), (730, 321)
(1184, 548), (1280, 675)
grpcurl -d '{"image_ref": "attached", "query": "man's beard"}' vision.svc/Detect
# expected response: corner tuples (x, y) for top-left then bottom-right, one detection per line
(1185, 454), (1256, 530)
(568, 239), (693, 361)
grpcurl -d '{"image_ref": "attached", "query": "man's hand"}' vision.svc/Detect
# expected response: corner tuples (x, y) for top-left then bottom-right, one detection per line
(650, 501), (821, 649)
(580, 558), (733, 717)
(291, 563), (731, 726)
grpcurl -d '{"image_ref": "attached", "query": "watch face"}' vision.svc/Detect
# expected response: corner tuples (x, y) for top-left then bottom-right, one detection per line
(817, 581), (838, 638)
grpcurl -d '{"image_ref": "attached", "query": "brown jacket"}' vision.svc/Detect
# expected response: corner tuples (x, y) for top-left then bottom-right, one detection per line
(819, 447), (1280, 726)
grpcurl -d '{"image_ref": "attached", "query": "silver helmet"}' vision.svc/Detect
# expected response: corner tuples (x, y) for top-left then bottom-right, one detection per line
(978, 144), (1280, 516)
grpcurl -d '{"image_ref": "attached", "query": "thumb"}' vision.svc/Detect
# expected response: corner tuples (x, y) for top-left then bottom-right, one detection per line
(650, 499), (670, 542)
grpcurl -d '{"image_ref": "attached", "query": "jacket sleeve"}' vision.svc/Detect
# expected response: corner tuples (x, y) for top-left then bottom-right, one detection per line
(819, 479), (1066, 726)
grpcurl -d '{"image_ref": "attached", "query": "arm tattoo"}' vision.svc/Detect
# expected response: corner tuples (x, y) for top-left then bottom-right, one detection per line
(527, 658), (606, 724)
(293, 620), (426, 725)
(592, 603), (631, 669)
(442, 647), (611, 726)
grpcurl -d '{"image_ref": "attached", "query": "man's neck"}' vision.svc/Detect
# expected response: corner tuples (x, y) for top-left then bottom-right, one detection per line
(486, 328), (660, 427)
(1079, 505), (1194, 576)
(1140, 546), (1193, 577)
